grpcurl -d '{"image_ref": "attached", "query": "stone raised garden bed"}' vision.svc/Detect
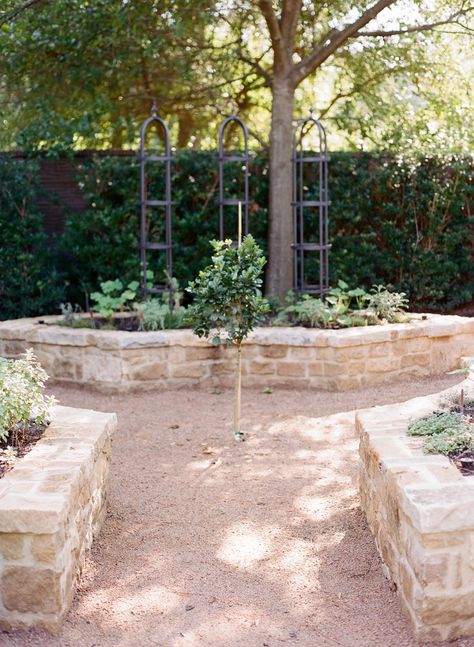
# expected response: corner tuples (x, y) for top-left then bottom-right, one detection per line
(357, 375), (474, 642)
(0, 314), (473, 392)
(0, 405), (116, 633)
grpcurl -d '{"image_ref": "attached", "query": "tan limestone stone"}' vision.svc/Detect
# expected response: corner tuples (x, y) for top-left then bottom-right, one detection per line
(276, 362), (307, 377)
(260, 345), (288, 359)
(184, 346), (221, 361)
(0, 533), (27, 561)
(30, 534), (58, 565)
(1, 567), (62, 614)
(249, 360), (276, 375)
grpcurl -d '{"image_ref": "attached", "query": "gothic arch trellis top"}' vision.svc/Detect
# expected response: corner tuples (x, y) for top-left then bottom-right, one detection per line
(292, 112), (331, 297)
(217, 113), (250, 240)
(139, 104), (173, 297)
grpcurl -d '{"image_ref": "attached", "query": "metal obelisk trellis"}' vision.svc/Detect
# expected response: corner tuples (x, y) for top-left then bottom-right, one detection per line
(218, 110), (250, 240)
(139, 103), (173, 297)
(292, 111), (330, 297)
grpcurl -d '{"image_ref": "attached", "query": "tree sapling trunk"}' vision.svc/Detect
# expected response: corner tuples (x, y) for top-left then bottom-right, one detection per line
(234, 342), (242, 440)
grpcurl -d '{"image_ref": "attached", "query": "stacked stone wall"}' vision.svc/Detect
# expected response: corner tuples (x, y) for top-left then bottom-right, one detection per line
(357, 378), (474, 641)
(0, 406), (116, 633)
(0, 314), (473, 392)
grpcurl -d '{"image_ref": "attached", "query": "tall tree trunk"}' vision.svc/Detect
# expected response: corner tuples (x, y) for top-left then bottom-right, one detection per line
(266, 76), (295, 299)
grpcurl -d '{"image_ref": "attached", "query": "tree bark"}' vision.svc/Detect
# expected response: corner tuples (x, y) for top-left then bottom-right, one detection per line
(265, 75), (295, 299)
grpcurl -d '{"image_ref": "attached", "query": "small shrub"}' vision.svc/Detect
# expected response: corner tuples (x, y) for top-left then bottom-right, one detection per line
(187, 235), (268, 438)
(0, 350), (56, 443)
(187, 236), (269, 346)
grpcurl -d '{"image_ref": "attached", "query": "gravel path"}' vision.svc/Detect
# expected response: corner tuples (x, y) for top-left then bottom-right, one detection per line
(4, 374), (474, 647)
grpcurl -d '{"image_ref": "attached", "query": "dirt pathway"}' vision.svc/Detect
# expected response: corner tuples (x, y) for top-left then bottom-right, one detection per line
(4, 374), (474, 647)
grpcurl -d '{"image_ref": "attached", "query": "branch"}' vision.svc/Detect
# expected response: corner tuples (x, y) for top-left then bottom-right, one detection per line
(236, 43), (272, 84)
(318, 64), (413, 119)
(255, 0), (291, 73)
(280, 0), (303, 55)
(355, 7), (474, 37)
(0, 0), (48, 26)
(293, 0), (397, 84)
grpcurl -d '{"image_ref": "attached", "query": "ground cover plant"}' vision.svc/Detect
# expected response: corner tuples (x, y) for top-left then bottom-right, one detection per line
(408, 385), (474, 473)
(0, 349), (56, 478)
(186, 235), (268, 439)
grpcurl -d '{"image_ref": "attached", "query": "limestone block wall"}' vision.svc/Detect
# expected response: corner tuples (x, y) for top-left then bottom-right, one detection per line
(357, 377), (474, 642)
(0, 314), (473, 392)
(0, 406), (117, 633)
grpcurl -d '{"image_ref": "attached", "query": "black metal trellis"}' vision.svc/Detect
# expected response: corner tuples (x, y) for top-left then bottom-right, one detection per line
(139, 103), (173, 297)
(218, 111), (250, 240)
(292, 111), (331, 298)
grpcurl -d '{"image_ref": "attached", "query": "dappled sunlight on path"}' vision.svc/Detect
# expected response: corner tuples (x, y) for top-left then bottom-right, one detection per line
(5, 373), (474, 647)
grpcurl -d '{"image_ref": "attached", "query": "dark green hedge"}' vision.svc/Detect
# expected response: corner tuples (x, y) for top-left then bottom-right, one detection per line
(0, 158), (64, 320)
(1, 152), (472, 320)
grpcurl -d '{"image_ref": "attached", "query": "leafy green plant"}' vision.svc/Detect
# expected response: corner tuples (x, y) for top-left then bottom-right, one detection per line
(90, 279), (139, 321)
(279, 281), (372, 329)
(135, 273), (187, 331)
(187, 235), (269, 438)
(0, 349), (57, 443)
(281, 295), (351, 329)
(367, 285), (409, 322)
(408, 411), (474, 455)
(136, 298), (186, 331)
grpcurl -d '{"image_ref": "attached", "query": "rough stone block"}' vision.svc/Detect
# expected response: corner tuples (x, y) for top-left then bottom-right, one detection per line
(249, 360), (276, 375)
(276, 362), (306, 377)
(260, 345), (288, 359)
(1, 567), (62, 614)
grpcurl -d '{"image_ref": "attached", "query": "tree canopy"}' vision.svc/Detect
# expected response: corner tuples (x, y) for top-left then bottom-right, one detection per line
(0, 0), (472, 153)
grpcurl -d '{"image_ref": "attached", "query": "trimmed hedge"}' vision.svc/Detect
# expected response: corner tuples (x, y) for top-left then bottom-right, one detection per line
(0, 158), (64, 320)
(0, 152), (472, 319)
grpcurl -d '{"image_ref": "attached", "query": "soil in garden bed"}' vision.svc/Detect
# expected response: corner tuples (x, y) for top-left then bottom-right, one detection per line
(43, 316), (146, 332)
(0, 422), (47, 479)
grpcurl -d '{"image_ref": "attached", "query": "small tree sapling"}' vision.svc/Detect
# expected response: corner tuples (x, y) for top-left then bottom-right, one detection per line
(187, 235), (269, 440)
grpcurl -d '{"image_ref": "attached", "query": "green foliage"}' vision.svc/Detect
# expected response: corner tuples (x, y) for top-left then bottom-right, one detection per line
(408, 411), (474, 455)
(279, 282), (405, 329)
(136, 299), (186, 331)
(0, 0), (216, 152)
(57, 152), (473, 313)
(329, 153), (474, 311)
(281, 293), (353, 329)
(135, 276), (186, 331)
(408, 411), (470, 437)
(367, 285), (409, 322)
(0, 157), (64, 320)
(187, 236), (269, 346)
(90, 279), (139, 321)
(0, 349), (56, 442)
(1, 152), (472, 319)
(0, 1), (472, 154)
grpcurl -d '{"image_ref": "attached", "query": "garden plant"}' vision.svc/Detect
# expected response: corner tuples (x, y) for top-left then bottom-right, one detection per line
(187, 235), (269, 440)
(0, 349), (56, 476)
(408, 383), (474, 471)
